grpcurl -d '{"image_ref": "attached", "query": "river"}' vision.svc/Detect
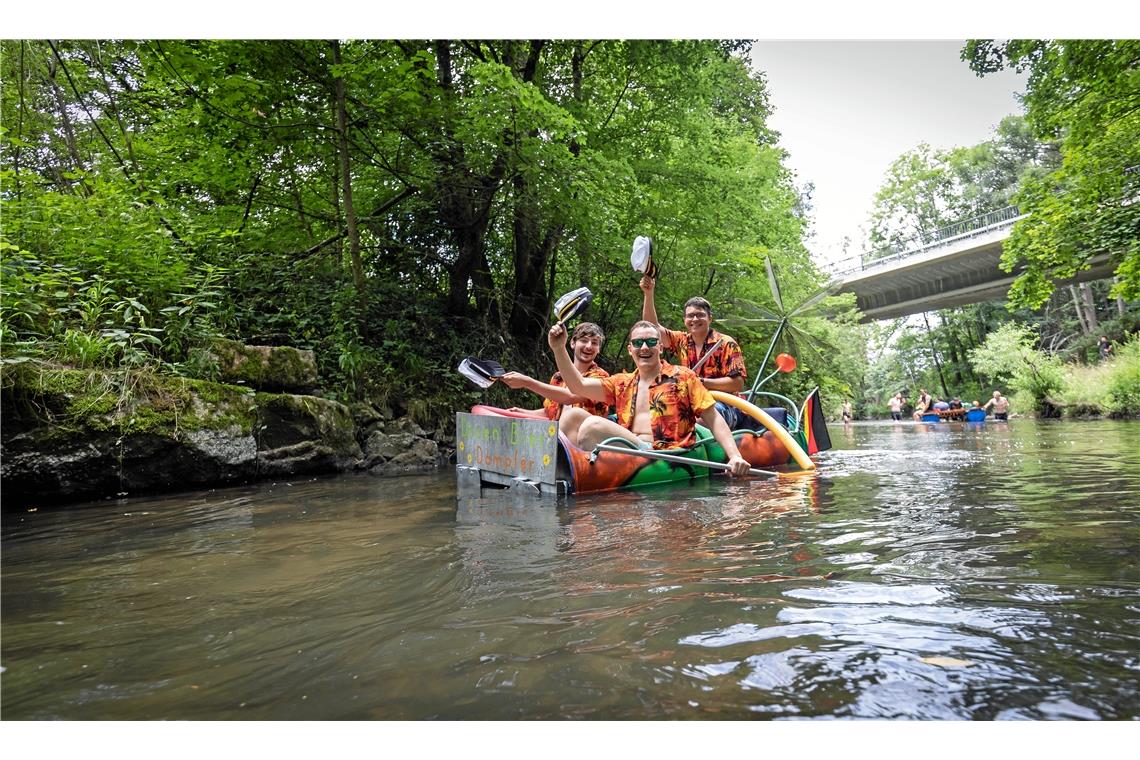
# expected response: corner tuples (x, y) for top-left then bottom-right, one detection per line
(2, 419), (1138, 719)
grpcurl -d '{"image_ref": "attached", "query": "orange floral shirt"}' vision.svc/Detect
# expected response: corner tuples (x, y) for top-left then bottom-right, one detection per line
(600, 361), (715, 450)
(664, 328), (747, 383)
(543, 363), (611, 420)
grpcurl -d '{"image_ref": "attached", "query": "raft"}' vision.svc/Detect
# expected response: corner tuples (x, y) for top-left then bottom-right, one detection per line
(458, 388), (831, 495)
(921, 408), (973, 422)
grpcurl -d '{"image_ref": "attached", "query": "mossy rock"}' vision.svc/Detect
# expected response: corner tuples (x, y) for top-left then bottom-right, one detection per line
(0, 363), (365, 507)
(1, 362), (258, 443)
(208, 338), (318, 393)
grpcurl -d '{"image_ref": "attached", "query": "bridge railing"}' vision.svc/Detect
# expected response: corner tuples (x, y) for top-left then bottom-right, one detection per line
(823, 204), (1025, 278)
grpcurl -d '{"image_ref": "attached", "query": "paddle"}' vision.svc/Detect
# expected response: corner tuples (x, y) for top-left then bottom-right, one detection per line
(691, 339), (725, 374)
(589, 442), (777, 479)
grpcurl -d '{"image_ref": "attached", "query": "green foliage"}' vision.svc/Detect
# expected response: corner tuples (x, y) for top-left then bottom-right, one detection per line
(2, 38), (834, 431)
(970, 323), (1065, 412)
(1103, 337), (1140, 416)
(1057, 360), (1115, 415)
(58, 328), (117, 368)
(964, 40), (1140, 306)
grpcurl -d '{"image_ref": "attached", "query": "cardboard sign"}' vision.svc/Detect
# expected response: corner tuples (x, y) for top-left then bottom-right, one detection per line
(455, 413), (559, 484)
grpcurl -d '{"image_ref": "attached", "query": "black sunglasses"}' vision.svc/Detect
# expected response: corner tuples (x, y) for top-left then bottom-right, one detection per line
(630, 337), (659, 349)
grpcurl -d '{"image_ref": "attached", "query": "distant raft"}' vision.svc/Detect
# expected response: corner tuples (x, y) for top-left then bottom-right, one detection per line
(921, 408), (987, 422)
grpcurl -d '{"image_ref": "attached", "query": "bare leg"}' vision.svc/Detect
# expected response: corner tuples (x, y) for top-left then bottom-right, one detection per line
(577, 415), (646, 451)
(559, 408), (645, 450)
(558, 407), (590, 443)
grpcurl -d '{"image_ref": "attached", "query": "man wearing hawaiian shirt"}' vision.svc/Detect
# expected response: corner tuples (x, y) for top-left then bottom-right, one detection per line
(501, 322), (611, 419)
(547, 320), (750, 477)
(640, 275), (747, 428)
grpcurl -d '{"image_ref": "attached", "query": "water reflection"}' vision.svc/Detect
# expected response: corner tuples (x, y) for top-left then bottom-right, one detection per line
(2, 421), (1139, 719)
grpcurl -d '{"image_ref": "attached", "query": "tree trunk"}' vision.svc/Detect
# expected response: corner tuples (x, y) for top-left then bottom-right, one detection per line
(434, 40), (504, 325)
(922, 312), (950, 399)
(86, 41), (140, 175)
(1079, 282), (1098, 332)
(331, 40), (365, 299)
(505, 41), (557, 345)
(13, 42), (28, 199)
(285, 145), (315, 243)
(1070, 285), (1090, 334)
(508, 177), (562, 344)
(946, 335), (963, 387)
(45, 47), (87, 188)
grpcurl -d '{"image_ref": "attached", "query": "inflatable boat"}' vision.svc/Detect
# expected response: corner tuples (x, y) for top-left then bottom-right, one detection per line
(456, 388), (831, 496)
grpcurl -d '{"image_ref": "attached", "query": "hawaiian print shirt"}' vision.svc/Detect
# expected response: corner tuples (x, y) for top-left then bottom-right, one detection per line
(543, 363), (611, 420)
(600, 361), (715, 450)
(663, 328), (747, 383)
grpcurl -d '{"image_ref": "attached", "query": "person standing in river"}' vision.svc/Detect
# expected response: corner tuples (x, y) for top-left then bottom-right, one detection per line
(984, 390), (1011, 420)
(888, 393), (904, 421)
(500, 322), (612, 420)
(546, 320), (751, 477)
(639, 275), (747, 429)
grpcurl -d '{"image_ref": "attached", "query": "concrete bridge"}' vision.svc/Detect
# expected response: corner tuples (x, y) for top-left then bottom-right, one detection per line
(826, 205), (1117, 321)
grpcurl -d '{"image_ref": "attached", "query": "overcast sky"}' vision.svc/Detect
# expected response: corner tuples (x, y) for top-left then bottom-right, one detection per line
(749, 40), (1029, 267)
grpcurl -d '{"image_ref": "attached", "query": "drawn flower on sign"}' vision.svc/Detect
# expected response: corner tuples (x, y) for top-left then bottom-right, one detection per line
(548, 425), (556, 437)
(458, 441), (465, 451)
(542, 454), (551, 466)
(467, 453), (473, 464)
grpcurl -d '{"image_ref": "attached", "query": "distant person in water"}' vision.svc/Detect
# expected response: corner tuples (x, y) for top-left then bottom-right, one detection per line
(841, 400), (854, 423)
(546, 320), (751, 477)
(913, 389), (932, 420)
(932, 399), (950, 412)
(984, 390), (1011, 420)
(948, 397), (963, 410)
(500, 322), (611, 420)
(888, 393), (903, 421)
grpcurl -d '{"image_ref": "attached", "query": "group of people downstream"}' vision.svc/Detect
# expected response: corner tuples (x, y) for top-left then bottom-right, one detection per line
(497, 273), (753, 477)
(842, 389), (1011, 424)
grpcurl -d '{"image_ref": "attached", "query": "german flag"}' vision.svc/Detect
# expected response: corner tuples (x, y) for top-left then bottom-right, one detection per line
(801, 387), (832, 455)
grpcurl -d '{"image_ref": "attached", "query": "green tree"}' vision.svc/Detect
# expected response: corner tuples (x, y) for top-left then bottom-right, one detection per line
(964, 40), (1140, 306)
(2, 39), (834, 427)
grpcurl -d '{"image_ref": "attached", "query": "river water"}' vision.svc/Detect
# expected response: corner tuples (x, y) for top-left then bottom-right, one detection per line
(3, 419), (1138, 720)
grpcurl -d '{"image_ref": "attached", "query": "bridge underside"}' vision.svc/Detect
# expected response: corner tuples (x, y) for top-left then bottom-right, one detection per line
(838, 233), (1117, 322)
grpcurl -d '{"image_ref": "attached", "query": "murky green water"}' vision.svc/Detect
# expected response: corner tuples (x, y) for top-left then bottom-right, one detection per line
(3, 419), (1138, 719)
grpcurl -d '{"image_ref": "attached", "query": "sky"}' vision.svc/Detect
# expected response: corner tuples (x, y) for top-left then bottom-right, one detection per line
(749, 41), (1029, 268)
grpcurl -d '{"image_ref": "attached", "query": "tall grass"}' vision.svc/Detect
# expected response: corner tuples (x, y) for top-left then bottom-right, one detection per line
(1058, 336), (1140, 417)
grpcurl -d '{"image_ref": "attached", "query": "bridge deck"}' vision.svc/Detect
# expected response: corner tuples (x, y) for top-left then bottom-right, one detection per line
(828, 208), (1116, 321)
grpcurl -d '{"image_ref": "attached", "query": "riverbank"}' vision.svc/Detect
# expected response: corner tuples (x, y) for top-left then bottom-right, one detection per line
(0, 359), (452, 509)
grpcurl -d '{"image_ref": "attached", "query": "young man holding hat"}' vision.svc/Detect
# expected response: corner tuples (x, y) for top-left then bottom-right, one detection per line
(639, 275), (747, 428)
(500, 322), (611, 419)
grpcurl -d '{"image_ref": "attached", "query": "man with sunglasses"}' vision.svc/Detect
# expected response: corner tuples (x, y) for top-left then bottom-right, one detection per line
(547, 320), (751, 477)
(640, 276), (747, 429)
(499, 322), (612, 420)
